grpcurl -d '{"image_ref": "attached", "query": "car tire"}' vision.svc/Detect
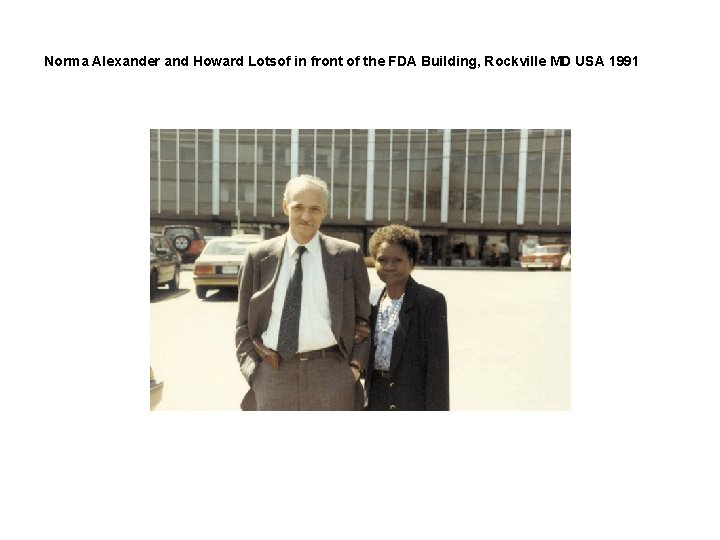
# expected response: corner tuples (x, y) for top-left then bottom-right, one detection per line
(196, 286), (208, 300)
(150, 270), (158, 300)
(169, 267), (180, 291)
(173, 235), (191, 252)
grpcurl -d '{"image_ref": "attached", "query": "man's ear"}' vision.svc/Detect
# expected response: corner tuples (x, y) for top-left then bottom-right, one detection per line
(282, 200), (289, 216)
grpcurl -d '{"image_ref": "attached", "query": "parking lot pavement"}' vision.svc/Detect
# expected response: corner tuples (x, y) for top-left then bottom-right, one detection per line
(409, 268), (570, 410)
(150, 267), (570, 411)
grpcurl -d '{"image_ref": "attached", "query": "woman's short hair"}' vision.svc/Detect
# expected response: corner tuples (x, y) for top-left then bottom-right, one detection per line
(369, 225), (422, 265)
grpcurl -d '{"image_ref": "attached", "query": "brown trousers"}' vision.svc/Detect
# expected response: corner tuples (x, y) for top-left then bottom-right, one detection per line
(252, 351), (359, 411)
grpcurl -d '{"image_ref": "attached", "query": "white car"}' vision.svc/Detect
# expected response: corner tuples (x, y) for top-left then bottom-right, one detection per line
(193, 235), (263, 299)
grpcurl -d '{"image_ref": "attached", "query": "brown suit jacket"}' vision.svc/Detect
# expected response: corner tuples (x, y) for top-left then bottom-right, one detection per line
(235, 233), (370, 409)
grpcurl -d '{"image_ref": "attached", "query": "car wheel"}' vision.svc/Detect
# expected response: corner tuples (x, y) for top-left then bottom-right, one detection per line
(196, 286), (208, 300)
(173, 235), (190, 252)
(150, 270), (158, 300)
(168, 267), (180, 291)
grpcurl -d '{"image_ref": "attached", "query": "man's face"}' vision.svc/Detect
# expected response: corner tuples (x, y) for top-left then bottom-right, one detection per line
(283, 184), (327, 244)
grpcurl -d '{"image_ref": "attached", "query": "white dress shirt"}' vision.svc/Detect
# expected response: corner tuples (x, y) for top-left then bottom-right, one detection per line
(262, 232), (337, 353)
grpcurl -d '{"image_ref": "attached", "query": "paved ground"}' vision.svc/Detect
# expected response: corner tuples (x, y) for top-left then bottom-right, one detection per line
(150, 267), (570, 411)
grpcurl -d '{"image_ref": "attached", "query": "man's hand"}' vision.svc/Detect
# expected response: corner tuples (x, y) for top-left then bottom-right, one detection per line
(354, 320), (370, 343)
(349, 360), (363, 382)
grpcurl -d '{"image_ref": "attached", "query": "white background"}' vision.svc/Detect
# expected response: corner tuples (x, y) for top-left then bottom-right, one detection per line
(2, 1), (718, 539)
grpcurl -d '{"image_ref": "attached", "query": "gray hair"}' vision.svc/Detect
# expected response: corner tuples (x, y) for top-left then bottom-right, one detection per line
(283, 174), (329, 205)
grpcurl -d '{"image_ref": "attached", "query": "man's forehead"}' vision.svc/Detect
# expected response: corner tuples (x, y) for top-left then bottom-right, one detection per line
(287, 187), (326, 205)
(288, 197), (324, 205)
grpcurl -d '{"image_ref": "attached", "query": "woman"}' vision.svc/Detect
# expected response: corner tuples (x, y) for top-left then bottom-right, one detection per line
(365, 225), (449, 411)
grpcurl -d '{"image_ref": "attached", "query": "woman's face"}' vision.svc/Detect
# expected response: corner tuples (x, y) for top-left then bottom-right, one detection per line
(374, 241), (414, 288)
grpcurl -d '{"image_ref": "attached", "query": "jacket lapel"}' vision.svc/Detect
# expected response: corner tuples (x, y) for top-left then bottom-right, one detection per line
(369, 285), (385, 341)
(320, 234), (344, 338)
(254, 236), (285, 334)
(389, 276), (418, 375)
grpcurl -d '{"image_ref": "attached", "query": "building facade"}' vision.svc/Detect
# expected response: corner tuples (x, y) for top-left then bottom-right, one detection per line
(150, 129), (570, 265)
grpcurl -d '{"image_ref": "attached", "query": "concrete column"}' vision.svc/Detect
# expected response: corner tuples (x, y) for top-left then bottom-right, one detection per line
(441, 128), (450, 223)
(271, 129), (276, 217)
(290, 129), (299, 179)
(539, 130), (546, 225)
(175, 129), (180, 214)
(481, 129), (487, 223)
(388, 129), (393, 222)
(405, 130), (411, 222)
(557, 130), (565, 226)
(517, 129), (528, 225)
(463, 130), (469, 223)
(423, 129), (428, 222)
(348, 130), (353, 220)
(253, 129), (258, 217)
(330, 130), (335, 219)
(156, 129), (161, 213)
(498, 129), (505, 224)
(212, 129), (220, 215)
(366, 129), (375, 221)
(194, 130), (198, 215)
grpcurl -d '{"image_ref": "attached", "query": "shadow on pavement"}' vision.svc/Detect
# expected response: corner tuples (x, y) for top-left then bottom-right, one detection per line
(151, 287), (190, 303)
(202, 289), (239, 302)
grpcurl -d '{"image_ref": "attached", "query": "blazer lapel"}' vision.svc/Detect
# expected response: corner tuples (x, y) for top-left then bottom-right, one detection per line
(320, 234), (344, 337)
(388, 276), (418, 375)
(369, 285), (385, 344)
(254, 236), (285, 334)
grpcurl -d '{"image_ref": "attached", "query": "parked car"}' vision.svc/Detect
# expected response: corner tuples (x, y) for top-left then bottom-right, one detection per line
(193, 235), (263, 299)
(520, 244), (569, 271)
(162, 225), (206, 263)
(150, 233), (182, 299)
(150, 366), (163, 410)
(561, 248), (571, 271)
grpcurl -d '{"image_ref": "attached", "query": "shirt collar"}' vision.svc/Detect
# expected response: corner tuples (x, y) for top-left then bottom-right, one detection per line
(285, 231), (321, 259)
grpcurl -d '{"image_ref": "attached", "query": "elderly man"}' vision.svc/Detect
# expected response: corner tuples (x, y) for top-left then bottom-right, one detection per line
(235, 175), (370, 410)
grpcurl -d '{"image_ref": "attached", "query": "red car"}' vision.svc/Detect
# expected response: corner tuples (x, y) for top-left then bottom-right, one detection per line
(162, 225), (206, 263)
(520, 244), (569, 271)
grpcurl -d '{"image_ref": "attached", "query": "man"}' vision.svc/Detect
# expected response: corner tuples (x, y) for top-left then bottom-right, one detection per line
(499, 239), (510, 267)
(235, 175), (371, 410)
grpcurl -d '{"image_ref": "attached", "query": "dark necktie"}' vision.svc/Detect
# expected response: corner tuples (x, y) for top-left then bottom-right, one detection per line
(277, 245), (307, 362)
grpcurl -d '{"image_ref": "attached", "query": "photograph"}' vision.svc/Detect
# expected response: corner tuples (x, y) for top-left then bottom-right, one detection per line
(150, 128), (571, 411)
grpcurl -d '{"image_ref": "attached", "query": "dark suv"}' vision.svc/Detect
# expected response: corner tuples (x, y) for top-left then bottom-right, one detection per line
(162, 225), (206, 263)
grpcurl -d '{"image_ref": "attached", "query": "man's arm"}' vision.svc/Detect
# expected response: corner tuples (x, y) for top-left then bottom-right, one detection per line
(235, 251), (260, 385)
(350, 245), (371, 371)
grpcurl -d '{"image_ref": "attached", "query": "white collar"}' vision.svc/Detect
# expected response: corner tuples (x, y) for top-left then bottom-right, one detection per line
(285, 231), (321, 259)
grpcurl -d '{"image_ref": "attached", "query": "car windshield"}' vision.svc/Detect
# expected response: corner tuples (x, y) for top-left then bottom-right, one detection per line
(532, 246), (565, 255)
(204, 241), (250, 256)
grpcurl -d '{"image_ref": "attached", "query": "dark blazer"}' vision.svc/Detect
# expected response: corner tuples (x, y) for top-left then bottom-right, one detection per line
(235, 233), (370, 409)
(366, 276), (449, 411)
